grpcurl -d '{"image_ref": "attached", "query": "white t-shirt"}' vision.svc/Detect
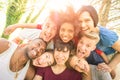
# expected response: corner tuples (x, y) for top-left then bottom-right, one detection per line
(0, 41), (30, 80)
(19, 28), (54, 49)
(19, 28), (41, 41)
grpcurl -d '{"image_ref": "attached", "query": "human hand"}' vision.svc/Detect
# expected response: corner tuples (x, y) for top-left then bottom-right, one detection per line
(77, 58), (90, 72)
(4, 25), (17, 35)
(97, 62), (112, 72)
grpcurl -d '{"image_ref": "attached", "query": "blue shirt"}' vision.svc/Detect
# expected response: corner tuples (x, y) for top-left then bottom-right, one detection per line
(97, 26), (118, 55)
(87, 26), (118, 65)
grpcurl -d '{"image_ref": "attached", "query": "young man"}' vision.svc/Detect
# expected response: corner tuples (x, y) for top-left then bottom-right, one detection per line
(0, 38), (47, 80)
(72, 32), (112, 80)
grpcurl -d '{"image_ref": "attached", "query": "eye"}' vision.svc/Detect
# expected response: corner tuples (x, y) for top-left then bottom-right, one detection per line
(77, 49), (80, 53)
(86, 44), (91, 48)
(57, 48), (62, 51)
(78, 59), (81, 63)
(78, 20), (82, 23)
(60, 29), (65, 32)
(63, 48), (68, 52)
(85, 19), (90, 22)
(39, 49), (45, 54)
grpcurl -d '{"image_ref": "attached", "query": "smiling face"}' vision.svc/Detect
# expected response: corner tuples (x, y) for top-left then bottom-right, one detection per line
(40, 19), (58, 42)
(59, 22), (75, 43)
(78, 11), (95, 34)
(69, 55), (89, 73)
(54, 47), (70, 65)
(27, 38), (47, 59)
(33, 51), (54, 67)
(76, 36), (96, 58)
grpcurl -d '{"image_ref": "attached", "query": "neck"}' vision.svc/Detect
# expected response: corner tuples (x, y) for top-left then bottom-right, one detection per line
(54, 64), (66, 68)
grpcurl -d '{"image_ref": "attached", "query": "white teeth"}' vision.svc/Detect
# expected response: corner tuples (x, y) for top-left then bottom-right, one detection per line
(32, 50), (37, 56)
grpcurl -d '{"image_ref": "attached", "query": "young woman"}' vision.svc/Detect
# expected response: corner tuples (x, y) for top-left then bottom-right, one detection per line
(33, 39), (82, 80)
(33, 50), (54, 67)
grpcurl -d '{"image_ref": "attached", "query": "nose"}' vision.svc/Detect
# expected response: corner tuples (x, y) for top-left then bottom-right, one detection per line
(59, 52), (63, 57)
(47, 27), (53, 33)
(64, 31), (68, 36)
(80, 45), (86, 52)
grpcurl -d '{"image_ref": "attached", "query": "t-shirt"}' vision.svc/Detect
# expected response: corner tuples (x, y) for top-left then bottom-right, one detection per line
(86, 26), (119, 65)
(36, 67), (82, 80)
(19, 28), (41, 40)
(0, 41), (30, 80)
(97, 26), (118, 55)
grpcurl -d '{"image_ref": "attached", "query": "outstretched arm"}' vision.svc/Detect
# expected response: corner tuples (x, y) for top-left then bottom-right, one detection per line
(4, 23), (40, 35)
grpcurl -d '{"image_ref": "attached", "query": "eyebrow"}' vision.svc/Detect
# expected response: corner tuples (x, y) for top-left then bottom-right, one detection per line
(39, 38), (47, 46)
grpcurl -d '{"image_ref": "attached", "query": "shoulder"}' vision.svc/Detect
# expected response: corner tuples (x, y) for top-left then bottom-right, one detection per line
(98, 26), (118, 46)
(36, 67), (50, 75)
(0, 38), (10, 54)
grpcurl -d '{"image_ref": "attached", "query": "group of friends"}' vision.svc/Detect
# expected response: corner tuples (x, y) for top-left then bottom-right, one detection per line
(0, 5), (120, 80)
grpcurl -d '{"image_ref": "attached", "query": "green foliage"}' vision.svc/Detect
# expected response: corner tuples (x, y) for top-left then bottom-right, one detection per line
(2, 0), (27, 39)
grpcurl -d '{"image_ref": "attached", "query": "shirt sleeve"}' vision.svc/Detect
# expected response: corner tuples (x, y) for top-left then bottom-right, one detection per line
(36, 67), (46, 77)
(36, 24), (42, 29)
(95, 48), (103, 55)
(19, 28), (41, 40)
(99, 26), (118, 47)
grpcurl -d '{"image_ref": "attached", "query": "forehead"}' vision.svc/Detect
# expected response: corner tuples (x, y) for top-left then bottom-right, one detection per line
(44, 19), (57, 28)
(79, 36), (94, 42)
(61, 22), (74, 29)
(43, 52), (52, 56)
(32, 39), (46, 46)
(79, 11), (91, 19)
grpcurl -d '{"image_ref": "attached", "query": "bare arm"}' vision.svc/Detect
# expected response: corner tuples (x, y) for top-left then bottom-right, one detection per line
(100, 52), (109, 64)
(33, 75), (42, 80)
(112, 39), (120, 52)
(108, 39), (120, 70)
(4, 23), (38, 35)
(25, 65), (35, 80)
(0, 38), (10, 54)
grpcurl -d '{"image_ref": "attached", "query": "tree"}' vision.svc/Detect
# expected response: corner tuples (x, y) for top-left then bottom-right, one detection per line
(98, 0), (111, 26)
(2, 0), (27, 39)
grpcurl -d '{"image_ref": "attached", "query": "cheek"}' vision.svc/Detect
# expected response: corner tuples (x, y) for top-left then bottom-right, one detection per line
(86, 50), (91, 57)
(65, 54), (70, 60)
(70, 33), (74, 38)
